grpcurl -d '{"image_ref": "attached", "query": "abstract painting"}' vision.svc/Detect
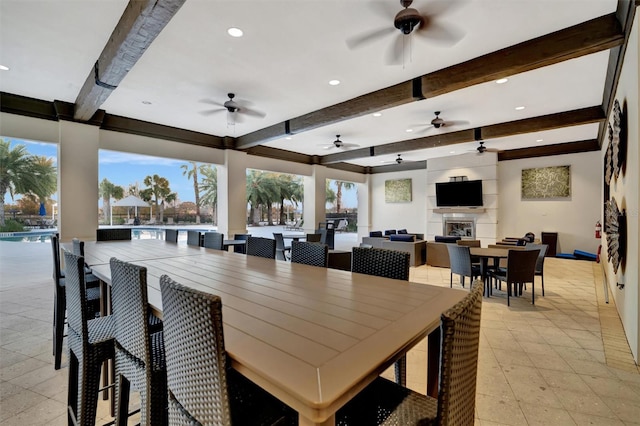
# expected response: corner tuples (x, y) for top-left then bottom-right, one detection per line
(521, 166), (571, 199)
(385, 178), (412, 203)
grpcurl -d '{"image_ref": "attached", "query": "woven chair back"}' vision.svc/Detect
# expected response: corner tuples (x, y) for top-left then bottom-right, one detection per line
(525, 243), (548, 273)
(447, 244), (475, 278)
(165, 229), (179, 243)
(505, 249), (539, 283)
(203, 232), (225, 250)
(306, 233), (322, 243)
(437, 280), (483, 425)
(187, 231), (201, 247)
(96, 228), (131, 241)
(456, 239), (481, 247)
(62, 250), (90, 341)
(109, 258), (151, 364)
(51, 233), (64, 282)
(273, 233), (287, 251)
(160, 275), (232, 424)
(351, 247), (410, 281)
(233, 234), (251, 254)
(246, 237), (277, 259)
(71, 238), (85, 256)
(291, 241), (328, 267)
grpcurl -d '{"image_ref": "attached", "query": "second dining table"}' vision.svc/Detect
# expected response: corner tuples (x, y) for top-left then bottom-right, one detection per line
(80, 239), (466, 426)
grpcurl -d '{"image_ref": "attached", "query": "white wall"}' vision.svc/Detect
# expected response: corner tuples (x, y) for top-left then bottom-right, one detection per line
(498, 151), (601, 254)
(426, 152), (498, 246)
(603, 13), (639, 362)
(369, 168), (428, 236)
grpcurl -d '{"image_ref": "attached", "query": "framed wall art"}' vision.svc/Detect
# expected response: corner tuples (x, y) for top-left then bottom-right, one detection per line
(385, 178), (412, 203)
(521, 166), (571, 200)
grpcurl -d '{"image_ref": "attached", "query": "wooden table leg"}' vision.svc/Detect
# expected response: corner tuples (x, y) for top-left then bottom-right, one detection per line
(426, 327), (441, 398)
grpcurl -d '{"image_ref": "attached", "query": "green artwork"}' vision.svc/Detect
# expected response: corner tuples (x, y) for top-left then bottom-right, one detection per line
(521, 166), (571, 199)
(385, 178), (412, 203)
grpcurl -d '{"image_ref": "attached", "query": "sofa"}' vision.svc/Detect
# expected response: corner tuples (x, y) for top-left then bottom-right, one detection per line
(361, 233), (426, 267)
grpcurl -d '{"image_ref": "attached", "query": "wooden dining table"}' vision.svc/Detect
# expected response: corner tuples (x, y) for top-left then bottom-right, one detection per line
(80, 239), (466, 426)
(470, 246), (522, 296)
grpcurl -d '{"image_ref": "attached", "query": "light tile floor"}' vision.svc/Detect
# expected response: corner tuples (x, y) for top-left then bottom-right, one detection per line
(1, 240), (639, 425)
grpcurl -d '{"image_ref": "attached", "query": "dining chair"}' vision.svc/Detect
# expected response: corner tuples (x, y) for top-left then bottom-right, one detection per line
(491, 249), (540, 306)
(159, 275), (297, 425)
(203, 231), (225, 250)
(525, 243), (549, 296)
(233, 233), (251, 254)
(456, 238), (482, 265)
(273, 232), (291, 260)
(290, 241), (328, 267)
(51, 234), (101, 370)
(187, 230), (201, 247)
(96, 228), (132, 241)
(63, 250), (115, 426)
(351, 247), (410, 386)
(336, 280), (483, 425)
(306, 233), (322, 243)
(165, 229), (178, 243)
(446, 244), (481, 289)
(246, 236), (277, 259)
(109, 258), (167, 426)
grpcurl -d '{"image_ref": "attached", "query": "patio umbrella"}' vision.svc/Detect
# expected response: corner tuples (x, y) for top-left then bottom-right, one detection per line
(112, 195), (151, 225)
(39, 202), (46, 216)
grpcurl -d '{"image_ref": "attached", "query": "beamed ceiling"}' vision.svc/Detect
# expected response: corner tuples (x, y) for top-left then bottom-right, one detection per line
(1, 1), (637, 173)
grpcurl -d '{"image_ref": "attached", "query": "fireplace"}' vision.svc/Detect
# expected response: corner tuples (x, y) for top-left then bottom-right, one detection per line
(443, 218), (476, 239)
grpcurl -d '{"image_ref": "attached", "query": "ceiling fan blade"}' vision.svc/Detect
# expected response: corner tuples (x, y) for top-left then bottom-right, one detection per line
(199, 99), (225, 107)
(346, 27), (395, 50)
(415, 19), (465, 46)
(241, 107), (266, 119)
(385, 33), (406, 65)
(340, 143), (360, 149)
(199, 108), (225, 116)
(446, 120), (471, 127)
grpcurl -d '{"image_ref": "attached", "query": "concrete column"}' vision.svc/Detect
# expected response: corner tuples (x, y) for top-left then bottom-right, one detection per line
(303, 165), (328, 233)
(58, 121), (99, 242)
(217, 149), (248, 238)
(356, 175), (371, 242)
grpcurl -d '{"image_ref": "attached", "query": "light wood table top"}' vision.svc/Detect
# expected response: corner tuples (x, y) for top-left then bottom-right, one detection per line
(85, 239), (466, 425)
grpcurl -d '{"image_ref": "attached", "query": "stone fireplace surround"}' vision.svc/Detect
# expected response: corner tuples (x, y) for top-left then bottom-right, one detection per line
(443, 217), (476, 239)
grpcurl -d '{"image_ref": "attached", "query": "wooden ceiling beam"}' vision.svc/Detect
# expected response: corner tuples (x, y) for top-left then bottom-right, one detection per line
(498, 139), (600, 161)
(320, 106), (605, 164)
(73, 0), (186, 121)
(237, 13), (623, 150)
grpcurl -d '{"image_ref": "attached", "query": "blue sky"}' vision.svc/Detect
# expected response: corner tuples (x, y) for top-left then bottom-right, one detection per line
(3, 138), (357, 208)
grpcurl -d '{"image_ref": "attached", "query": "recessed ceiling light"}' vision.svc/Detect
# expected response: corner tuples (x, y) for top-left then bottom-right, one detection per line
(0, 65), (9, 71)
(449, 151), (456, 154)
(329, 80), (340, 86)
(536, 139), (543, 142)
(405, 129), (413, 133)
(227, 27), (243, 37)
(372, 113), (382, 117)
(285, 136), (292, 140)
(141, 100), (152, 105)
(515, 106), (525, 110)
(496, 78), (508, 84)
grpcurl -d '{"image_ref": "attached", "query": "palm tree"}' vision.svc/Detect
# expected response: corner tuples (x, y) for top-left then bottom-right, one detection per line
(0, 140), (41, 227)
(140, 174), (172, 223)
(99, 178), (124, 224)
(334, 180), (355, 213)
(30, 156), (57, 204)
(199, 165), (217, 224)
(276, 174), (302, 225)
(181, 162), (203, 223)
(246, 170), (279, 225)
(326, 180), (336, 206)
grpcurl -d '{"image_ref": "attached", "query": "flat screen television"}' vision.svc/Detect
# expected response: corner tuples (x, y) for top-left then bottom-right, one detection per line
(435, 179), (483, 207)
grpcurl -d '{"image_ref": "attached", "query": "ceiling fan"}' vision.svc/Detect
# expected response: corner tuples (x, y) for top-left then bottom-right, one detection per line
(475, 141), (499, 154)
(318, 135), (360, 150)
(346, 0), (465, 64)
(199, 93), (266, 125)
(413, 111), (470, 133)
(381, 154), (412, 164)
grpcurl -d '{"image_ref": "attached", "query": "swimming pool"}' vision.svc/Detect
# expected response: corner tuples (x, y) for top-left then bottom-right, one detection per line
(0, 227), (217, 243)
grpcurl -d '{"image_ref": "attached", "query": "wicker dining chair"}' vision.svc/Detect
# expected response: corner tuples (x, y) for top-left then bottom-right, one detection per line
(63, 250), (115, 426)
(246, 236), (277, 259)
(273, 233), (291, 260)
(233, 233), (251, 254)
(187, 230), (202, 247)
(446, 244), (481, 289)
(351, 247), (410, 386)
(290, 241), (328, 267)
(203, 232), (225, 250)
(306, 233), (322, 243)
(165, 229), (179, 243)
(51, 234), (101, 370)
(492, 249), (540, 306)
(96, 228), (132, 241)
(109, 258), (167, 426)
(336, 280), (483, 426)
(159, 275), (297, 425)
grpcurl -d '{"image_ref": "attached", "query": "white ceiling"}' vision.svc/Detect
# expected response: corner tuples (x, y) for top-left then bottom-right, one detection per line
(0, 0), (619, 168)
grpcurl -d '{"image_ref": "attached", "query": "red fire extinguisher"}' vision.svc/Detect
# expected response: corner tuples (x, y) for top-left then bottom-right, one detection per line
(595, 221), (602, 239)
